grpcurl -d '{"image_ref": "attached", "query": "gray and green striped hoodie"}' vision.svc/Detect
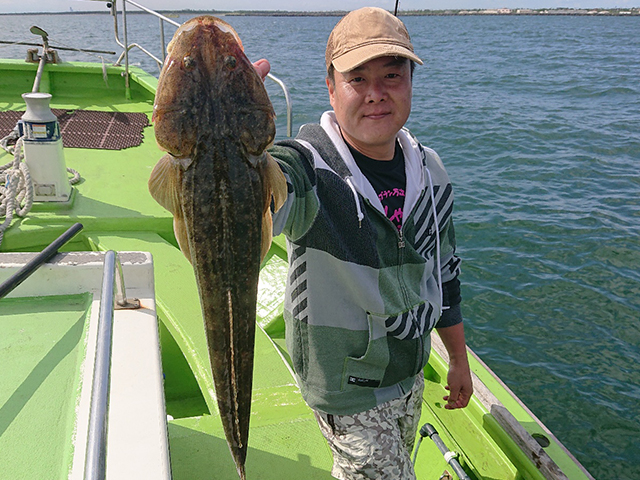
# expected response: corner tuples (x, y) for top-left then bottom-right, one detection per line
(270, 112), (462, 415)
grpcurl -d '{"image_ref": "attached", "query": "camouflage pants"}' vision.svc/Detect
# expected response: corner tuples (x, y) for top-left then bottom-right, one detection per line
(313, 372), (425, 480)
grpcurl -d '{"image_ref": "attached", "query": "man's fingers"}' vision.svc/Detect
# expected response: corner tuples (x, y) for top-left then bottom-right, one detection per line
(253, 58), (270, 81)
(443, 384), (467, 410)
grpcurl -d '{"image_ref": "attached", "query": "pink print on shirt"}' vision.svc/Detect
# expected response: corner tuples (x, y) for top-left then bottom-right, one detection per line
(380, 188), (405, 230)
(378, 188), (405, 201)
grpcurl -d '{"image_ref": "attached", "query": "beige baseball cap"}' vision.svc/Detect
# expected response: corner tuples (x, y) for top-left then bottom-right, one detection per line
(325, 7), (423, 73)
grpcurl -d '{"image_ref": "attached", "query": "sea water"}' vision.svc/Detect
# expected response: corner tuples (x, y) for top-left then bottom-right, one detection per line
(1, 11), (639, 478)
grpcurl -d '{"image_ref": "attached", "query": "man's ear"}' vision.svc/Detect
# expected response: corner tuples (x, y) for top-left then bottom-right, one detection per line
(326, 77), (336, 109)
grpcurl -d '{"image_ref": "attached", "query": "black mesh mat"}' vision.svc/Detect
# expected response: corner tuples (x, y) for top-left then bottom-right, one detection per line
(0, 109), (149, 150)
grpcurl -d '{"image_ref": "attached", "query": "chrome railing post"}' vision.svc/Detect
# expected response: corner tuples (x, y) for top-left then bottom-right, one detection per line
(266, 73), (293, 137)
(159, 17), (166, 62)
(108, 0), (293, 134)
(84, 250), (117, 480)
(114, 254), (140, 310)
(121, 0), (131, 99)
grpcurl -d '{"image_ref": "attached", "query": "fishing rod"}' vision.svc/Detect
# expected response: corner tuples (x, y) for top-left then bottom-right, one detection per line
(394, 0), (400, 16)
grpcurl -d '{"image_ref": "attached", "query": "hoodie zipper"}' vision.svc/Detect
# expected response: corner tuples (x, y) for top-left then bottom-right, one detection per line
(362, 196), (427, 371)
(397, 224), (425, 372)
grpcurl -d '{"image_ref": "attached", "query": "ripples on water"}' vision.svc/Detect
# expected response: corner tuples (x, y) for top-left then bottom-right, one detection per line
(2, 12), (639, 478)
(408, 16), (640, 478)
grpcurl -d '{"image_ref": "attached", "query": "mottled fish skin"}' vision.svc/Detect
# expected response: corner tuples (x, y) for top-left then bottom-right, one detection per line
(149, 15), (286, 480)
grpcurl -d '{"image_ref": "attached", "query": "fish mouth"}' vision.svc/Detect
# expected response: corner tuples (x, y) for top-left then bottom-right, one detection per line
(210, 19), (243, 46)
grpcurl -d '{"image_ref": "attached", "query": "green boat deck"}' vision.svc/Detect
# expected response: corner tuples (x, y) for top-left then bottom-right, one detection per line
(0, 294), (91, 479)
(0, 58), (593, 480)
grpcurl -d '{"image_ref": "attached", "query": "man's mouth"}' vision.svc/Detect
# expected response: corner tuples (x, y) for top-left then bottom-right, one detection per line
(364, 111), (390, 120)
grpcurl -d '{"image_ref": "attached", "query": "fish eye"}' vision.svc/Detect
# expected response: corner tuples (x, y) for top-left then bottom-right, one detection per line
(224, 55), (237, 70)
(183, 56), (195, 70)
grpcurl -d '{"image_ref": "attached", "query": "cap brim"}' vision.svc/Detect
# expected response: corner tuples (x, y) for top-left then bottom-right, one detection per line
(332, 44), (423, 73)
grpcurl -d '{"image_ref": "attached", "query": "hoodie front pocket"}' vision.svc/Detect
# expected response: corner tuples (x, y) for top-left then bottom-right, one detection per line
(342, 313), (391, 390)
(342, 307), (435, 390)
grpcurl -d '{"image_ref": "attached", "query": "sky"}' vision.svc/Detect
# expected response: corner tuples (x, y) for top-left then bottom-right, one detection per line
(0, 0), (636, 14)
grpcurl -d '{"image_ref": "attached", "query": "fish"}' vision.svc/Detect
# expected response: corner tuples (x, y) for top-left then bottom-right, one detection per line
(148, 15), (287, 480)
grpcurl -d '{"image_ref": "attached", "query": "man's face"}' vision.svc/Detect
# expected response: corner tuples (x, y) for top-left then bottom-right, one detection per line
(327, 56), (412, 160)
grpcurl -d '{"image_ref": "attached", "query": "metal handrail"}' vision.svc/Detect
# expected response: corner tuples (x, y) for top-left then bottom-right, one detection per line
(110, 0), (179, 72)
(108, 0), (293, 136)
(121, 0), (182, 27)
(83, 249), (141, 480)
(84, 250), (117, 480)
(267, 73), (293, 137)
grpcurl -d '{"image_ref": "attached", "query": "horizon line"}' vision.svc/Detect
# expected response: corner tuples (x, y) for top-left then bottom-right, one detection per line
(1, 7), (639, 15)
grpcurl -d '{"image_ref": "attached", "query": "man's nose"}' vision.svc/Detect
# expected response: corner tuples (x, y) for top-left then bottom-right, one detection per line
(366, 79), (387, 103)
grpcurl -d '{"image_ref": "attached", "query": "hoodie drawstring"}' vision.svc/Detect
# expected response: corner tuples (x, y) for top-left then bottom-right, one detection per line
(345, 177), (364, 228)
(425, 167), (449, 315)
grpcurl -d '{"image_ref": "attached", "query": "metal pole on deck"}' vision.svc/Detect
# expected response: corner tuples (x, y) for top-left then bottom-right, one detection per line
(0, 223), (83, 300)
(159, 17), (166, 62)
(84, 251), (117, 480)
(417, 423), (472, 480)
(121, 0), (131, 99)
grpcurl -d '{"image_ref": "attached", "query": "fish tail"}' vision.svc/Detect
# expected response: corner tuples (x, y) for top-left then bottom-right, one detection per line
(237, 465), (246, 480)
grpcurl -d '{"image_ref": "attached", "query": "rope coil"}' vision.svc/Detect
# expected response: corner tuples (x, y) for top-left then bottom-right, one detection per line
(1, 128), (82, 247)
(1, 135), (33, 246)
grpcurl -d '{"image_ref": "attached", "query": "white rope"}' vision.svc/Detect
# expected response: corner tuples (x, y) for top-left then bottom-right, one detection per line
(1, 122), (82, 246)
(100, 56), (110, 88)
(68, 167), (81, 185)
(1, 136), (33, 247)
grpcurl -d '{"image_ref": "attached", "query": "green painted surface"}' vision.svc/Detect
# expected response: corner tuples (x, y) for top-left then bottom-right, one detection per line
(0, 59), (157, 107)
(169, 413), (334, 480)
(159, 320), (210, 419)
(0, 294), (91, 480)
(420, 350), (522, 480)
(0, 60), (168, 254)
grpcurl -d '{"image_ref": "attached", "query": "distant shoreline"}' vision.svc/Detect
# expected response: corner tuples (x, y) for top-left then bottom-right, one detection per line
(1, 8), (639, 17)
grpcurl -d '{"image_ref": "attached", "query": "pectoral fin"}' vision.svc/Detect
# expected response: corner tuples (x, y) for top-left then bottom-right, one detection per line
(173, 215), (192, 263)
(261, 209), (274, 262)
(149, 153), (184, 215)
(259, 152), (287, 261)
(264, 152), (287, 214)
(148, 153), (192, 262)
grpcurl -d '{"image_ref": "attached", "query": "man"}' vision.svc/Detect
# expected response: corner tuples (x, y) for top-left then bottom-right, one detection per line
(255, 7), (473, 479)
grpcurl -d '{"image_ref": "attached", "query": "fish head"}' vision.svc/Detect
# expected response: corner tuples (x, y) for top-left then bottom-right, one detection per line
(153, 16), (276, 159)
